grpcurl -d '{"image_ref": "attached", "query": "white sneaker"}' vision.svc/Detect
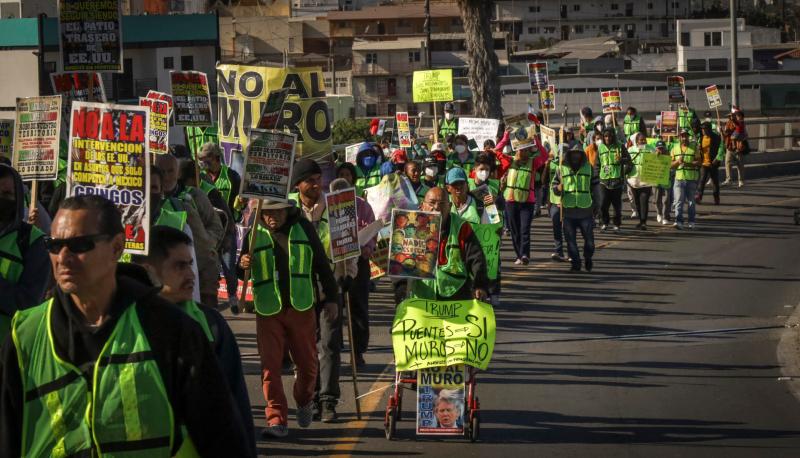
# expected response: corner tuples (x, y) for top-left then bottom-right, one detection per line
(673, 222), (683, 230)
(738, 181), (744, 188)
(662, 218), (670, 226)
(611, 225), (620, 233)
(687, 223), (695, 230)
(722, 180), (731, 186)
(656, 215), (663, 224)
(600, 224), (608, 232)
(514, 258), (523, 265)
(631, 210), (638, 219)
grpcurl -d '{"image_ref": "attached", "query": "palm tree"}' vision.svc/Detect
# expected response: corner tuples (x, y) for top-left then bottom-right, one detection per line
(456, 0), (503, 119)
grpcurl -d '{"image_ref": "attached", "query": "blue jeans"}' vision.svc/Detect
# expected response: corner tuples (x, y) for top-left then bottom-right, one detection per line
(220, 231), (238, 305)
(505, 201), (535, 259)
(563, 215), (595, 269)
(549, 205), (564, 256)
(672, 179), (698, 224)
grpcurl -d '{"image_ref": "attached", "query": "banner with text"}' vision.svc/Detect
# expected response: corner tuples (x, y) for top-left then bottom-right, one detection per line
(146, 90), (174, 119)
(396, 112), (412, 148)
(171, 71), (213, 127)
(660, 111), (678, 137)
(388, 209), (440, 280)
(326, 187), (361, 263)
(13, 96), (61, 181)
(0, 120), (14, 161)
(139, 97), (169, 154)
(240, 129), (296, 202)
(668, 76), (686, 105)
(412, 69), (454, 103)
(51, 72), (106, 137)
(601, 90), (622, 114)
(528, 62), (548, 92)
(417, 365), (466, 435)
(67, 101), (150, 254)
(458, 117), (500, 150)
(705, 84), (722, 109)
(392, 298), (497, 371)
(639, 153), (671, 187)
(58, 0), (122, 72)
(539, 84), (556, 111)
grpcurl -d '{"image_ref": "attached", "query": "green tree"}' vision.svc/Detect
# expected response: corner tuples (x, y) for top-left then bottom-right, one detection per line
(332, 118), (373, 145)
(456, 0), (503, 119)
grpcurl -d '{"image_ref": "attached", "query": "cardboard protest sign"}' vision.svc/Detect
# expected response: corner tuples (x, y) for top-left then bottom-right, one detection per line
(539, 125), (558, 154)
(639, 153), (671, 187)
(417, 365), (466, 435)
(256, 88), (290, 130)
(392, 298), (497, 371)
(601, 90), (622, 114)
(528, 62), (548, 91)
(240, 129), (296, 202)
(539, 84), (556, 111)
(396, 112), (412, 148)
(51, 72), (106, 136)
(412, 69), (454, 103)
(667, 76), (686, 105)
(170, 71), (213, 127)
(146, 90), (174, 118)
(458, 118), (500, 150)
(471, 223), (501, 279)
(58, 0), (122, 72)
(12, 96), (61, 181)
(139, 98), (169, 154)
(217, 64), (333, 163)
(660, 111), (678, 137)
(0, 120), (13, 161)
(326, 187), (361, 263)
(345, 142), (364, 164)
(369, 226), (391, 279)
(503, 114), (535, 151)
(705, 85), (722, 109)
(388, 209), (440, 280)
(67, 101), (150, 254)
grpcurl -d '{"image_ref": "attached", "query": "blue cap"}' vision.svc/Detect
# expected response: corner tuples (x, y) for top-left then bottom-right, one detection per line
(358, 142), (374, 154)
(445, 167), (467, 185)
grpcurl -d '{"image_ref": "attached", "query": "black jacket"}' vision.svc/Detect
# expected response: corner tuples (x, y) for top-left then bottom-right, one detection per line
(0, 264), (254, 458)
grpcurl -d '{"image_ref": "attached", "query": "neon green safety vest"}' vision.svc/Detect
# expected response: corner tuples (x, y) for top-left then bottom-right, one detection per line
(451, 198), (481, 224)
(446, 152), (475, 175)
(672, 144), (700, 181)
(415, 182), (431, 200)
(599, 144), (623, 180)
(623, 115), (641, 138)
(250, 222), (316, 316)
(204, 165), (233, 206)
(11, 299), (199, 458)
(439, 117), (458, 138)
(155, 199), (188, 231)
(548, 159), (561, 206)
(0, 226), (44, 339)
(412, 214), (468, 299)
(503, 157), (534, 202)
(354, 166), (382, 197)
(179, 301), (214, 342)
(627, 145), (654, 179)
(289, 193), (331, 261)
(469, 178), (499, 197)
(559, 162), (593, 209)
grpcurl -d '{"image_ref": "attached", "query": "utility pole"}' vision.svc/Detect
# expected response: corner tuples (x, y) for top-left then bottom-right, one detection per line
(425, 0), (431, 70)
(730, 0), (739, 107)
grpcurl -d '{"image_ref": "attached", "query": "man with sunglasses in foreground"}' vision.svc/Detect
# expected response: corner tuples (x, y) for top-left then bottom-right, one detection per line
(0, 195), (252, 457)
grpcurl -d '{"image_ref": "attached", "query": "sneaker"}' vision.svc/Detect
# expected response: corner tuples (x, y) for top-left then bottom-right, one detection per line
(312, 402), (321, 421)
(296, 402), (314, 428)
(673, 222), (683, 230)
(514, 258), (523, 265)
(738, 181), (744, 188)
(662, 218), (670, 226)
(600, 224), (608, 232)
(640, 224), (648, 231)
(521, 256), (530, 265)
(611, 225), (620, 233)
(631, 210), (638, 219)
(321, 402), (338, 423)
(551, 253), (566, 262)
(722, 180), (731, 186)
(656, 214), (663, 224)
(261, 424), (289, 438)
(687, 222), (695, 230)
(585, 258), (593, 272)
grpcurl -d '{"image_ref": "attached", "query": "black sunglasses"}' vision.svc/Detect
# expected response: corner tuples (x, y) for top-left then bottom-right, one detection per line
(44, 234), (114, 255)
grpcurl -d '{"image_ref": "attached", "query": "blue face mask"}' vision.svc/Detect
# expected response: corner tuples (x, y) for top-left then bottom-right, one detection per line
(361, 156), (377, 169)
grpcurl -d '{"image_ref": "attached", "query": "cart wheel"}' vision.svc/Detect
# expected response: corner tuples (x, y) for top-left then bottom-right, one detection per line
(469, 414), (480, 442)
(385, 407), (397, 440)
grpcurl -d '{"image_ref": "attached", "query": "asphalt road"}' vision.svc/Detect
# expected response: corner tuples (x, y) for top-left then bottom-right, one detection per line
(225, 174), (800, 457)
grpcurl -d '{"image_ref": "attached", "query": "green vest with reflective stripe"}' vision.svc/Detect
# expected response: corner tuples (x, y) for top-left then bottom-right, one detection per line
(204, 165), (233, 206)
(627, 145), (653, 179)
(0, 226), (44, 285)
(12, 299), (198, 458)
(288, 193), (331, 261)
(198, 180), (215, 195)
(548, 159), (562, 206)
(179, 301), (214, 342)
(452, 198), (481, 224)
(439, 117), (458, 138)
(354, 166), (382, 197)
(250, 222), (316, 316)
(446, 152), (475, 175)
(155, 201), (188, 231)
(503, 157), (534, 202)
(599, 144), (622, 180)
(672, 144), (700, 181)
(469, 178), (499, 197)
(412, 214), (468, 299)
(560, 162), (593, 209)
(623, 115), (641, 137)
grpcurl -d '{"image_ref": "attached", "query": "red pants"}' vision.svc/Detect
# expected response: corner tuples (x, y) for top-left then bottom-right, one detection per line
(256, 307), (318, 426)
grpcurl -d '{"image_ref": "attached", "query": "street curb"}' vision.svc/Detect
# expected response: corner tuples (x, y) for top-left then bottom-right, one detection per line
(776, 300), (800, 403)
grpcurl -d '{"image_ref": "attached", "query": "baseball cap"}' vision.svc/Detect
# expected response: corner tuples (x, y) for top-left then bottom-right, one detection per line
(431, 142), (446, 152)
(445, 167), (467, 185)
(656, 140), (666, 149)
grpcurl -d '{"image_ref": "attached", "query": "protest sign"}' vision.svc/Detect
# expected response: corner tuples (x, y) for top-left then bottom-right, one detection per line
(58, 0), (122, 72)
(51, 72), (106, 136)
(539, 125), (558, 154)
(217, 64), (332, 163)
(412, 69), (454, 103)
(417, 365), (466, 435)
(528, 62), (548, 91)
(705, 85), (722, 109)
(365, 174), (419, 222)
(660, 111), (678, 137)
(639, 153), (671, 187)
(12, 96), (61, 181)
(388, 209), (440, 280)
(369, 225), (391, 279)
(601, 90), (622, 114)
(458, 118), (500, 150)
(392, 298), (497, 371)
(668, 76), (686, 105)
(0, 120), (13, 161)
(146, 90), (174, 118)
(139, 97), (169, 154)
(67, 101), (150, 254)
(256, 88), (290, 130)
(326, 187), (361, 263)
(539, 84), (556, 111)
(470, 184), (501, 225)
(471, 223), (501, 279)
(170, 71), (213, 127)
(345, 142), (364, 164)
(240, 129), (296, 201)
(503, 114), (535, 151)
(377, 119), (387, 137)
(396, 112), (412, 148)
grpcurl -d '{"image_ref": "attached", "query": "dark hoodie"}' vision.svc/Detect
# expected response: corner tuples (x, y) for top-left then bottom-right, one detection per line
(0, 164), (50, 314)
(551, 149), (600, 219)
(0, 263), (254, 457)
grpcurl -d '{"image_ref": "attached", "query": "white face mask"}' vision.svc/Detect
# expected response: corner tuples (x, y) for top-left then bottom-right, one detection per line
(424, 167), (437, 178)
(445, 113), (453, 120)
(595, 139), (604, 146)
(455, 144), (467, 154)
(476, 170), (490, 182)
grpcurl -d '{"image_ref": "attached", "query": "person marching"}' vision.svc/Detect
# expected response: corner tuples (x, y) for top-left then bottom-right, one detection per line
(551, 147), (599, 272)
(439, 102), (459, 140)
(626, 133), (655, 229)
(542, 140), (568, 262)
(412, 187), (489, 301)
(696, 121), (724, 205)
(354, 143), (383, 197)
(671, 129), (702, 229)
(238, 196), (339, 438)
(447, 134), (476, 175)
(623, 107), (647, 139)
(502, 142), (548, 265)
(1, 195), (252, 456)
(654, 140), (675, 225)
(722, 108), (748, 188)
(598, 127), (631, 232)
(404, 160), (431, 200)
